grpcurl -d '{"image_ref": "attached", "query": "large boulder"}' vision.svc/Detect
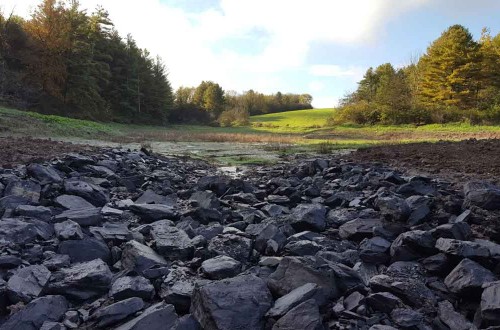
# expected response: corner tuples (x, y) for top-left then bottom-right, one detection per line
(64, 180), (108, 207)
(289, 204), (326, 232)
(0, 295), (68, 330)
(114, 302), (179, 330)
(481, 281), (500, 326)
(58, 238), (111, 264)
(463, 181), (500, 210)
(190, 275), (273, 330)
(200, 255), (242, 280)
(7, 265), (51, 303)
(46, 259), (113, 300)
(444, 258), (496, 296)
(121, 240), (168, 274)
(150, 221), (194, 260)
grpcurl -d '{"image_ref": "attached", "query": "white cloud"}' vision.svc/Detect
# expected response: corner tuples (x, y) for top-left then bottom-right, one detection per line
(1, 0), (430, 99)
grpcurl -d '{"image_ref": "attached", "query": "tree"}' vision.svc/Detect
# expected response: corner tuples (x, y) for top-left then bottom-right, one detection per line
(418, 25), (481, 109)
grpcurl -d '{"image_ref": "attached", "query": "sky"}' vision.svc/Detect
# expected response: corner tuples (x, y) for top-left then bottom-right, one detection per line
(2, 0), (500, 108)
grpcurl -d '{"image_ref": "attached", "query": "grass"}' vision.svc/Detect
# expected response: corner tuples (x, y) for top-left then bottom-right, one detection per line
(3, 105), (500, 156)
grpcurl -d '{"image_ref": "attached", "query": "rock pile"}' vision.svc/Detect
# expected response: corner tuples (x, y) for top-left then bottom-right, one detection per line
(0, 149), (499, 329)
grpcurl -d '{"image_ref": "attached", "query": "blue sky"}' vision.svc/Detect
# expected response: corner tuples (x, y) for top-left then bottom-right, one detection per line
(4, 0), (500, 107)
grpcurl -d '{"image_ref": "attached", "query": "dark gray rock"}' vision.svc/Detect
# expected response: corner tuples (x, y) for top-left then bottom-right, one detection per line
(208, 234), (253, 263)
(438, 300), (472, 330)
(435, 238), (490, 259)
(365, 292), (404, 314)
(289, 204), (326, 232)
(114, 302), (179, 330)
(110, 276), (155, 301)
(64, 180), (108, 207)
(0, 295), (68, 330)
(189, 191), (220, 209)
(200, 255), (242, 280)
(375, 196), (410, 222)
(47, 259), (113, 300)
(481, 281), (500, 326)
(422, 253), (452, 275)
(121, 240), (168, 274)
(54, 194), (94, 210)
(91, 297), (144, 328)
(390, 230), (436, 262)
(191, 275), (272, 330)
(463, 181), (500, 210)
(444, 258), (496, 296)
(267, 283), (323, 318)
(0, 255), (22, 269)
(135, 189), (175, 206)
(252, 222), (287, 255)
(54, 220), (83, 240)
(284, 240), (322, 256)
(272, 299), (323, 330)
(90, 223), (133, 243)
(15, 205), (52, 222)
(40, 322), (65, 330)
(359, 237), (391, 264)
(151, 221), (194, 261)
(4, 180), (41, 203)
(339, 218), (382, 240)
(7, 264), (51, 303)
(267, 257), (339, 299)
(27, 164), (62, 185)
(430, 222), (472, 241)
(160, 274), (198, 314)
(130, 204), (177, 222)
(390, 308), (423, 328)
(54, 207), (102, 227)
(58, 238), (111, 263)
(0, 218), (40, 244)
(176, 314), (201, 330)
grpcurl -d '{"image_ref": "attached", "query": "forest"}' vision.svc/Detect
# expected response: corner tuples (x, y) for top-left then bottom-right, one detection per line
(334, 25), (500, 125)
(0, 0), (312, 126)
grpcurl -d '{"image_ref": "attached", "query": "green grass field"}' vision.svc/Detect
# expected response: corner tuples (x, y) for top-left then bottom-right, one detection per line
(3, 106), (500, 151)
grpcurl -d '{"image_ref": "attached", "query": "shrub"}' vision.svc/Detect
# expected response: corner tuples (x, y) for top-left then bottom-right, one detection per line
(218, 107), (250, 127)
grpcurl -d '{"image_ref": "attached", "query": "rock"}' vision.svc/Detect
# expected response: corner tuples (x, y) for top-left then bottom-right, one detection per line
(339, 218), (382, 240)
(444, 258), (496, 296)
(463, 181), (500, 210)
(365, 292), (404, 314)
(422, 253), (452, 275)
(64, 180), (108, 207)
(54, 207), (102, 227)
(27, 164), (63, 185)
(208, 234), (253, 263)
(197, 175), (232, 196)
(252, 222), (287, 255)
(0, 218), (41, 244)
(15, 205), (52, 222)
(58, 238), (111, 263)
(176, 314), (201, 330)
(189, 191), (220, 209)
(430, 222), (472, 241)
(200, 255), (242, 280)
(359, 237), (391, 264)
(54, 220), (83, 240)
(390, 308), (423, 328)
(135, 189), (174, 205)
(390, 230), (436, 262)
(481, 281), (500, 325)
(0, 255), (22, 268)
(161, 276), (197, 314)
(114, 302), (179, 330)
(110, 276), (155, 301)
(368, 326), (397, 330)
(91, 297), (144, 328)
(43, 254), (71, 271)
(191, 275), (272, 330)
(438, 300), (472, 330)
(54, 195), (94, 210)
(267, 283), (323, 318)
(435, 238), (490, 259)
(0, 295), (68, 330)
(7, 265), (51, 303)
(121, 240), (168, 274)
(151, 221), (194, 260)
(284, 240), (322, 256)
(47, 259), (113, 300)
(40, 322), (65, 330)
(4, 180), (41, 203)
(272, 299), (323, 330)
(90, 223), (132, 243)
(289, 204), (326, 232)
(374, 196), (410, 222)
(130, 204), (177, 222)
(267, 257), (338, 299)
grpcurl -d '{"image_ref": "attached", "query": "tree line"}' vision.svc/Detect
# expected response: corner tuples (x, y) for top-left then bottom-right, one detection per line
(0, 0), (312, 126)
(171, 82), (312, 126)
(334, 25), (500, 125)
